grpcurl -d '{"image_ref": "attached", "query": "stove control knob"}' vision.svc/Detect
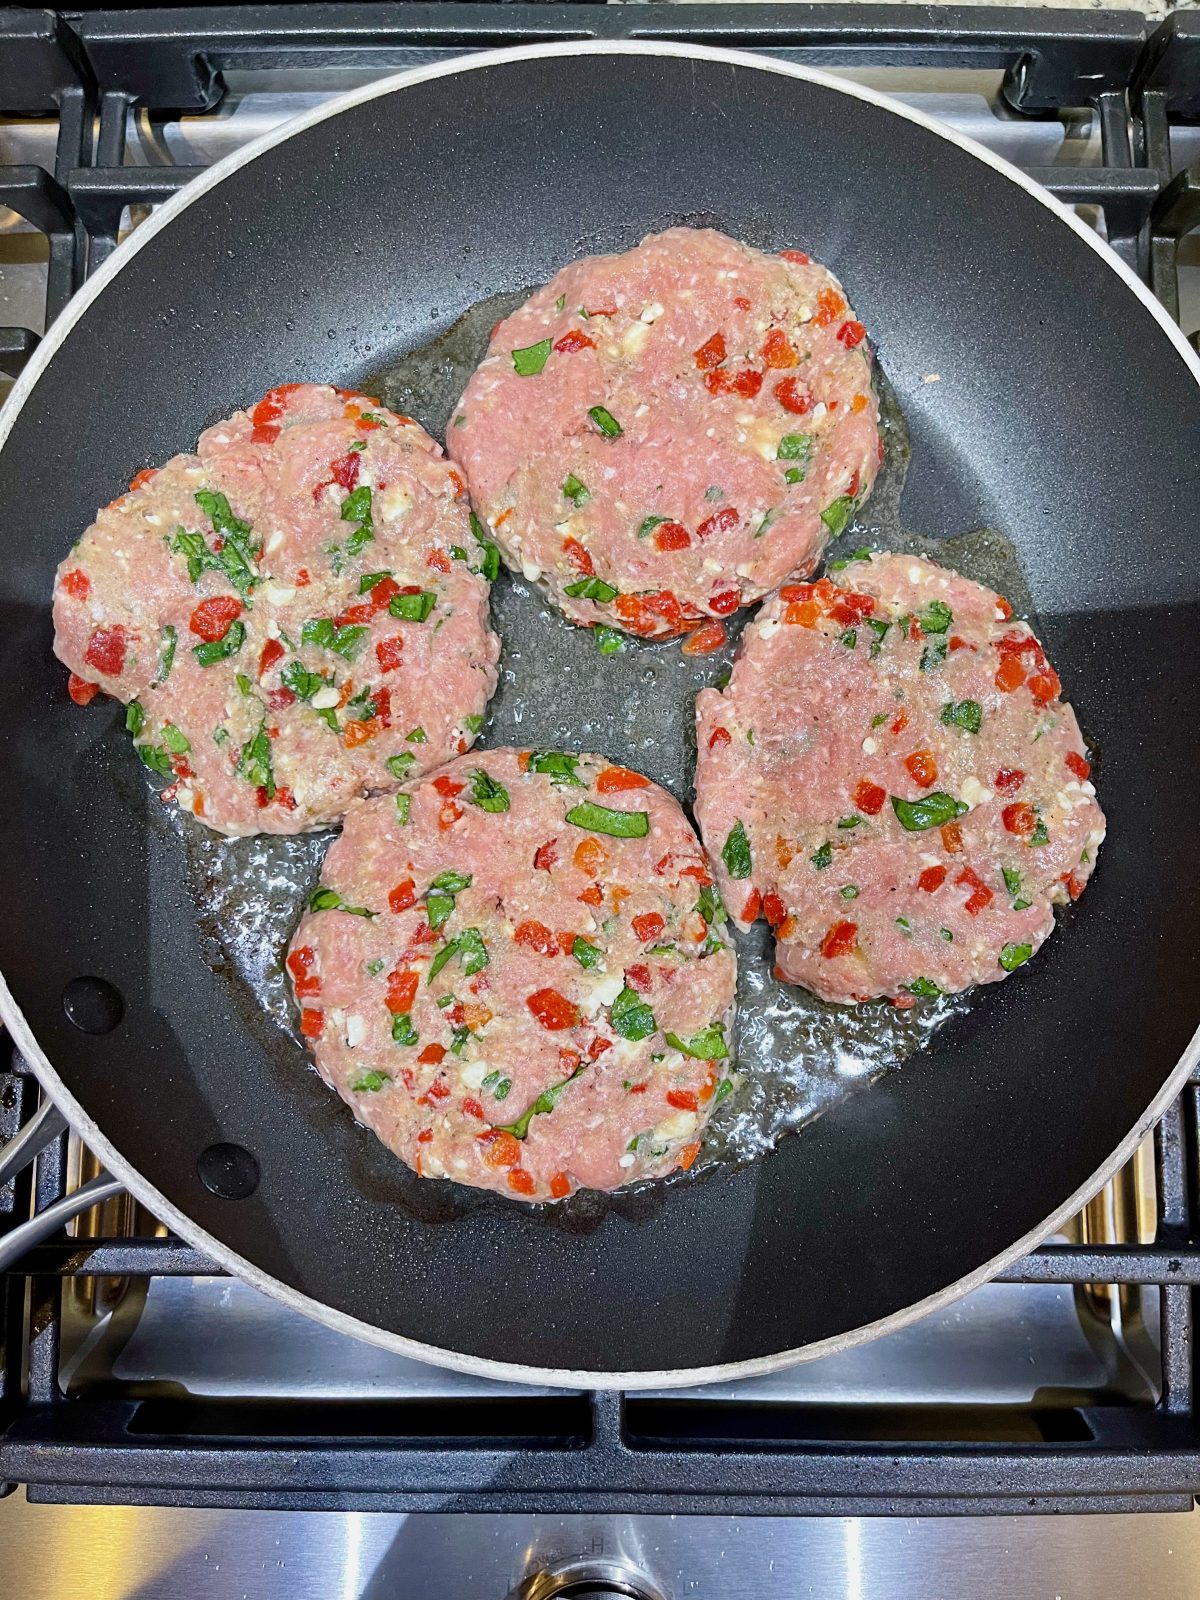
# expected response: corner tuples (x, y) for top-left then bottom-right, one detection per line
(510, 1557), (668, 1600)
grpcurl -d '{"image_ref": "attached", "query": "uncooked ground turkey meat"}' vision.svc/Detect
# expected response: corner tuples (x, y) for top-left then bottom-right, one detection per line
(694, 552), (1105, 1004)
(287, 749), (737, 1201)
(53, 383), (500, 836)
(449, 226), (881, 641)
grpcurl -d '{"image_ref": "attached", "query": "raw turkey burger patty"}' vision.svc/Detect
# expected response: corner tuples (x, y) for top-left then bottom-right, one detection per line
(53, 382), (500, 836)
(287, 749), (737, 1201)
(449, 226), (882, 639)
(694, 552), (1105, 1003)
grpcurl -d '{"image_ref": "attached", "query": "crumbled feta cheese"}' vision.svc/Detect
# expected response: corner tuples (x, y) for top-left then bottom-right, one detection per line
(375, 484), (412, 523)
(266, 529), (285, 554)
(586, 971), (626, 1013)
(621, 320), (650, 356)
(656, 1110), (698, 1142)
(758, 619), (781, 642)
(311, 686), (340, 709)
(959, 776), (989, 808)
(460, 1061), (490, 1089)
(521, 560), (542, 582)
(266, 582), (295, 606)
(862, 737), (878, 755)
(345, 1014), (366, 1048)
(640, 302), (664, 323)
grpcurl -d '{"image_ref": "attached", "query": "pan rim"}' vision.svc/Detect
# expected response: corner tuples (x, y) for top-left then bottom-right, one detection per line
(3, 38), (1199, 1390)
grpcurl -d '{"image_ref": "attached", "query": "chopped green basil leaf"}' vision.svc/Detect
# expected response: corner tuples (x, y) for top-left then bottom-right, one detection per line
(920, 638), (948, 672)
(636, 514), (669, 539)
(777, 433), (812, 462)
(698, 884), (727, 926)
(153, 624), (177, 685)
(919, 599), (953, 634)
(840, 885), (859, 899)
(425, 892), (455, 931)
(391, 1013), (419, 1047)
(908, 977), (942, 997)
(999, 941), (1033, 972)
(565, 800), (649, 838)
(811, 842), (832, 870)
(573, 936), (603, 969)
(890, 792), (969, 832)
(406, 727), (427, 744)
(468, 768), (510, 813)
(308, 885), (374, 917)
(137, 744), (172, 776)
(125, 700), (145, 737)
(192, 619), (246, 666)
(940, 699), (982, 734)
(427, 927), (488, 983)
(829, 546), (872, 572)
(588, 404), (622, 438)
(512, 338), (552, 376)
(665, 1022), (729, 1060)
(389, 589), (437, 622)
(499, 1060), (587, 1138)
(386, 752), (416, 780)
(563, 473), (591, 506)
(351, 1070), (387, 1093)
(281, 661), (324, 701)
(610, 986), (657, 1042)
(595, 624), (624, 655)
(161, 722), (190, 755)
(564, 575), (618, 603)
(867, 619), (890, 658)
(301, 617), (368, 660)
(432, 870), (472, 894)
(722, 819), (752, 879)
(358, 570), (392, 593)
(394, 793), (412, 824)
(528, 750), (586, 787)
(820, 495), (855, 537)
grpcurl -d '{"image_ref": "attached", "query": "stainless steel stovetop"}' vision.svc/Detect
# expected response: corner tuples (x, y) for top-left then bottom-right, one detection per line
(3, 39), (1200, 1598)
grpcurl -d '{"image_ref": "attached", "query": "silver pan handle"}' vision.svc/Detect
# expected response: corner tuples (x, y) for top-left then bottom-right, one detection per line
(0, 1098), (126, 1272)
(0, 1172), (126, 1272)
(0, 1096), (67, 1189)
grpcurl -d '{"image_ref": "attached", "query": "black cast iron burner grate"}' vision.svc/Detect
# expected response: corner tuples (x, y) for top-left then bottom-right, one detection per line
(2, 2), (1200, 1514)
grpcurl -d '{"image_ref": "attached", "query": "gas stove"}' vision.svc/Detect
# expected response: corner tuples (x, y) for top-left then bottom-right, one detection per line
(3, 8), (1200, 1595)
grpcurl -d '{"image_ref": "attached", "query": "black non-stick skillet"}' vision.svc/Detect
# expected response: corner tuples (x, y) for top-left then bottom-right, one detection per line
(0, 42), (1197, 1387)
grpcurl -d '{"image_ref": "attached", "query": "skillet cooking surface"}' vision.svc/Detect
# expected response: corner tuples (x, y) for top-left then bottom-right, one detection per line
(1, 45), (1198, 1383)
